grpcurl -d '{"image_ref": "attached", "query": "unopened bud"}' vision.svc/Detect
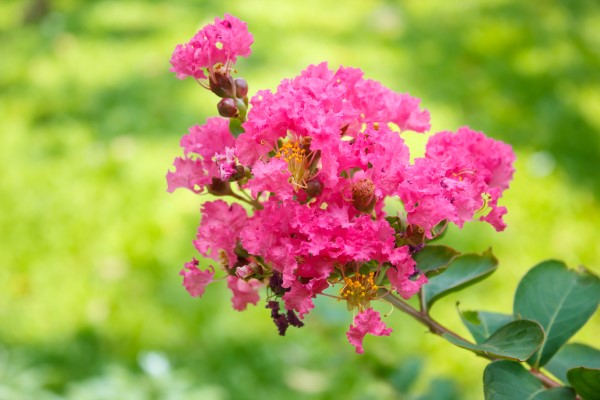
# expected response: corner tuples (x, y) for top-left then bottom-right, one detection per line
(299, 136), (312, 153)
(207, 177), (232, 196)
(351, 178), (376, 213)
(304, 180), (323, 198)
(209, 65), (235, 98)
(231, 164), (246, 181)
(234, 78), (248, 98)
(404, 224), (426, 247)
(217, 98), (239, 118)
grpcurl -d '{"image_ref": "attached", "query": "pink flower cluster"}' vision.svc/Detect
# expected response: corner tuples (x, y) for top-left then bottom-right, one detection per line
(170, 14), (253, 80)
(167, 15), (515, 353)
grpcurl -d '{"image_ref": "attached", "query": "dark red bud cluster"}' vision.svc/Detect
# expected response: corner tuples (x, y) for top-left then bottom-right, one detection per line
(209, 67), (250, 123)
(266, 300), (304, 336)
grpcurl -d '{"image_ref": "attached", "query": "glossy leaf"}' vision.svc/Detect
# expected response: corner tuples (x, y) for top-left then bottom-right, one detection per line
(567, 367), (600, 400)
(484, 360), (575, 400)
(443, 320), (544, 361)
(413, 245), (460, 277)
(422, 249), (498, 309)
(534, 388), (578, 400)
(460, 310), (513, 344)
(513, 261), (600, 368)
(545, 343), (600, 384)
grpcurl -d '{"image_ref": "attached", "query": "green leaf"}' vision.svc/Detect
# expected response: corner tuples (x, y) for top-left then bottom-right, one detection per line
(416, 377), (459, 400)
(567, 367), (600, 400)
(229, 117), (245, 137)
(513, 260), (600, 368)
(422, 249), (498, 309)
(545, 343), (600, 383)
(388, 357), (423, 394)
(484, 360), (575, 400)
(534, 388), (577, 400)
(413, 245), (460, 277)
(443, 320), (544, 361)
(459, 310), (513, 344)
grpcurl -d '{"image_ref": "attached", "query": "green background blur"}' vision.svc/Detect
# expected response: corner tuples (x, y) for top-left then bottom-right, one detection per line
(1, 0), (599, 399)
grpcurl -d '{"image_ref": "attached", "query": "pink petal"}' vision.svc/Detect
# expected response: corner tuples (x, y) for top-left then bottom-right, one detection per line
(346, 309), (392, 354)
(227, 276), (262, 311)
(179, 258), (214, 297)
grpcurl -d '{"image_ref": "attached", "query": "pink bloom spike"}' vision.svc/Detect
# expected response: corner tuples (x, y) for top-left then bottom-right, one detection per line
(346, 308), (393, 354)
(179, 258), (215, 297)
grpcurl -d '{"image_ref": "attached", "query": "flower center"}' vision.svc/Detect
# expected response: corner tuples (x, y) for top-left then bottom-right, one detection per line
(340, 272), (379, 312)
(275, 140), (312, 191)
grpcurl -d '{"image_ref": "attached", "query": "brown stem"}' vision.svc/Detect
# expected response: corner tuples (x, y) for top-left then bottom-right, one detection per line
(382, 291), (469, 343)
(382, 291), (564, 390)
(228, 191), (263, 210)
(529, 369), (562, 389)
(418, 289), (428, 314)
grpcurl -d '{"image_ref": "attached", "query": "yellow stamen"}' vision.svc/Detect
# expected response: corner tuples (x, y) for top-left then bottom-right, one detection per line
(339, 272), (379, 312)
(475, 192), (493, 215)
(275, 139), (313, 192)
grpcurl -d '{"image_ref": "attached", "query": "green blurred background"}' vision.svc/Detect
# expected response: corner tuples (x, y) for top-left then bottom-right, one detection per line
(1, 0), (599, 398)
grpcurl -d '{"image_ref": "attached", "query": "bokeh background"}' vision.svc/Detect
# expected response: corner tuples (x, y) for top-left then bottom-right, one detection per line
(1, 0), (599, 399)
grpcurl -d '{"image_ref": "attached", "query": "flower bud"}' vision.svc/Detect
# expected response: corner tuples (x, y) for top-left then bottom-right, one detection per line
(207, 177), (232, 196)
(234, 78), (248, 98)
(231, 164), (246, 181)
(304, 180), (323, 198)
(209, 65), (235, 98)
(404, 224), (425, 247)
(217, 98), (239, 118)
(351, 178), (376, 214)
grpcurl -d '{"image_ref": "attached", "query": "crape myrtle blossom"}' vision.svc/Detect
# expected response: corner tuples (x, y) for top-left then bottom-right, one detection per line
(398, 127), (515, 235)
(167, 14), (515, 354)
(166, 117), (236, 194)
(347, 308), (393, 354)
(180, 258), (214, 298)
(170, 14), (253, 81)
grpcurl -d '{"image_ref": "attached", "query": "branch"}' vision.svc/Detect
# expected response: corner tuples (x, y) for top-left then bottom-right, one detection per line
(382, 291), (469, 344)
(382, 291), (564, 390)
(227, 191), (263, 210)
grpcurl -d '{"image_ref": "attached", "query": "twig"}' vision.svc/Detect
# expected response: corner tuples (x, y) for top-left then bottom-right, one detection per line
(382, 291), (468, 343)
(228, 191), (263, 210)
(382, 291), (564, 390)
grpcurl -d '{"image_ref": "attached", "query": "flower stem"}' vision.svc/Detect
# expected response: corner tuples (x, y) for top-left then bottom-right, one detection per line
(381, 291), (466, 341)
(229, 191), (263, 210)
